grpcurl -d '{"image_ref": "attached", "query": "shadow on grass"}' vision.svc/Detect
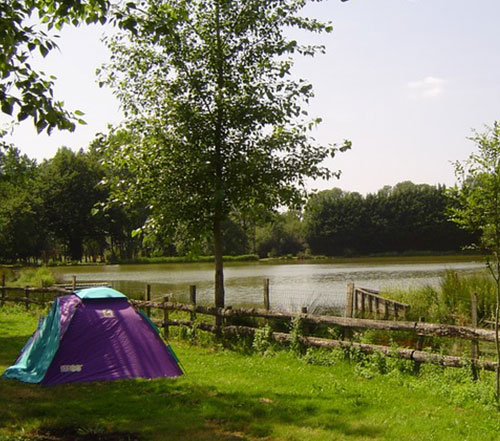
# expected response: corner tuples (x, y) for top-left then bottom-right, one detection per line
(0, 335), (30, 369)
(0, 374), (384, 441)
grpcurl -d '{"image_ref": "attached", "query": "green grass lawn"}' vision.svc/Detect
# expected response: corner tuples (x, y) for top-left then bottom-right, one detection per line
(1, 306), (499, 441)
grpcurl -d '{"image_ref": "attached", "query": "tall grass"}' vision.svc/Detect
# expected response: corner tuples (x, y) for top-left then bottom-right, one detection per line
(13, 267), (57, 287)
(383, 270), (496, 325)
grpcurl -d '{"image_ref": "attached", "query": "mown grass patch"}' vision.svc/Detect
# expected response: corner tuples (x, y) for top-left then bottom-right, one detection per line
(1, 309), (499, 441)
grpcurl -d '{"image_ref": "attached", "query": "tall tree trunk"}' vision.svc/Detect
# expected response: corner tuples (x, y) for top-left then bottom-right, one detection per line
(495, 258), (500, 405)
(214, 214), (225, 310)
(213, 0), (225, 323)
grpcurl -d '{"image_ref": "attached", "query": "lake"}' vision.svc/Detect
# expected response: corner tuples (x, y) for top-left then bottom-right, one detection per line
(50, 256), (486, 312)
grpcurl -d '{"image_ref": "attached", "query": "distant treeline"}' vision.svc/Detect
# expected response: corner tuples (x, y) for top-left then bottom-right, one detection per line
(0, 145), (478, 264)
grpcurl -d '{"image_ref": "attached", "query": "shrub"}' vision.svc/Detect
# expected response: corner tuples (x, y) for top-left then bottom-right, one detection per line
(15, 267), (56, 287)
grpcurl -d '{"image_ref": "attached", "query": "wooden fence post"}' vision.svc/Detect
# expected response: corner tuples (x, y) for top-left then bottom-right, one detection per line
(189, 285), (197, 322)
(471, 292), (479, 380)
(72, 275), (77, 292)
(263, 278), (270, 310)
(384, 301), (389, 320)
(344, 284), (355, 340)
(1, 273), (5, 307)
(353, 287), (358, 317)
(345, 283), (354, 318)
(25, 286), (30, 311)
(414, 316), (425, 374)
(163, 296), (169, 338)
(145, 284), (151, 317)
(393, 303), (399, 320)
(360, 291), (366, 318)
(403, 305), (409, 320)
(225, 305), (233, 328)
(301, 306), (308, 336)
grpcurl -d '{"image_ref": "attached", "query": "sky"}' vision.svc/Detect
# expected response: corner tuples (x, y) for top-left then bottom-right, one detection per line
(3, 0), (500, 195)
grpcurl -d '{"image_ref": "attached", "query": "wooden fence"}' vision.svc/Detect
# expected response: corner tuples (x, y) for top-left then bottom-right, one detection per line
(1, 278), (497, 372)
(345, 283), (410, 320)
(0, 275), (110, 309)
(128, 284), (498, 373)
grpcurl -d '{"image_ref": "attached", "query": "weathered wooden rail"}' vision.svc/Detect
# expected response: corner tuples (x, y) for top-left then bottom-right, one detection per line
(130, 300), (497, 343)
(139, 302), (497, 371)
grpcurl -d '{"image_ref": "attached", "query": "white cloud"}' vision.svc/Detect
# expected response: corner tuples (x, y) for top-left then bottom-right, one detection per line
(407, 76), (446, 99)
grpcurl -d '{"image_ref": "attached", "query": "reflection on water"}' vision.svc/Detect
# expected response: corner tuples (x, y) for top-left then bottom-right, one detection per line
(50, 258), (487, 312)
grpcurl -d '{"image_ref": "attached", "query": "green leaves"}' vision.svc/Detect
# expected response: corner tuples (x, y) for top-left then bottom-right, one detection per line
(1, 0), (109, 134)
(449, 122), (500, 253)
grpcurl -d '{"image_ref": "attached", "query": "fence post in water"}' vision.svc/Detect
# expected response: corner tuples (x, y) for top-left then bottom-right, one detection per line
(163, 296), (169, 338)
(471, 292), (479, 380)
(1, 273), (5, 307)
(345, 283), (354, 318)
(384, 300), (389, 320)
(189, 285), (197, 322)
(393, 303), (399, 320)
(145, 284), (151, 317)
(414, 316), (425, 374)
(72, 275), (77, 292)
(25, 286), (30, 311)
(360, 291), (366, 319)
(263, 278), (270, 310)
(353, 287), (358, 317)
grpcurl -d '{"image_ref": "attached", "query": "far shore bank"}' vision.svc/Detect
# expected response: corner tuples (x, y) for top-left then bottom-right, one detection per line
(1, 251), (487, 270)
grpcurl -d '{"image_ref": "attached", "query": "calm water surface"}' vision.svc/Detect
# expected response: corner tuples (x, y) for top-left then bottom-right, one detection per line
(51, 257), (486, 312)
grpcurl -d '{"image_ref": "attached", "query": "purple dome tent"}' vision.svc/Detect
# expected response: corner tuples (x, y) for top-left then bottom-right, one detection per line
(3, 287), (183, 385)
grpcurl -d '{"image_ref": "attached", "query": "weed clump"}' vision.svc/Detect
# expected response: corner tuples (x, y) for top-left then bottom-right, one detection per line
(14, 267), (56, 287)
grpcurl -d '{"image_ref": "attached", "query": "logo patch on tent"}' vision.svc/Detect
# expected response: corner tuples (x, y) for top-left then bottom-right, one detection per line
(60, 364), (83, 373)
(100, 309), (114, 318)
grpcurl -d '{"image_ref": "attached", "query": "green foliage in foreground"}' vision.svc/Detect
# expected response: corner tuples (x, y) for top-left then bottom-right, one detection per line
(1, 307), (500, 441)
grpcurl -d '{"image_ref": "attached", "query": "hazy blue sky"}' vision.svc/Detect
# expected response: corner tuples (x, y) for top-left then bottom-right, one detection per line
(4, 0), (500, 194)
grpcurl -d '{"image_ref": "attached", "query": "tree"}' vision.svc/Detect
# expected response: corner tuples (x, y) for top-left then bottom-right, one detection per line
(99, 0), (350, 310)
(256, 211), (306, 258)
(0, 145), (44, 262)
(304, 182), (474, 256)
(449, 122), (500, 404)
(1, 0), (111, 133)
(304, 188), (366, 256)
(37, 147), (104, 261)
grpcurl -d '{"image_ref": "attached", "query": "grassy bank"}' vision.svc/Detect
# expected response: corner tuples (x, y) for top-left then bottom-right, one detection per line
(1, 306), (499, 441)
(382, 270), (496, 325)
(2, 251), (486, 270)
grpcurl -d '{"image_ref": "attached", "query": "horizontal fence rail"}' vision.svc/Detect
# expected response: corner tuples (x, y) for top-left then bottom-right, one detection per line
(129, 300), (497, 344)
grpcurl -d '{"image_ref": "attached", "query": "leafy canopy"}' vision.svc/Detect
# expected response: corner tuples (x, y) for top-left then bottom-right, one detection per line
(99, 0), (350, 244)
(0, 0), (113, 133)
